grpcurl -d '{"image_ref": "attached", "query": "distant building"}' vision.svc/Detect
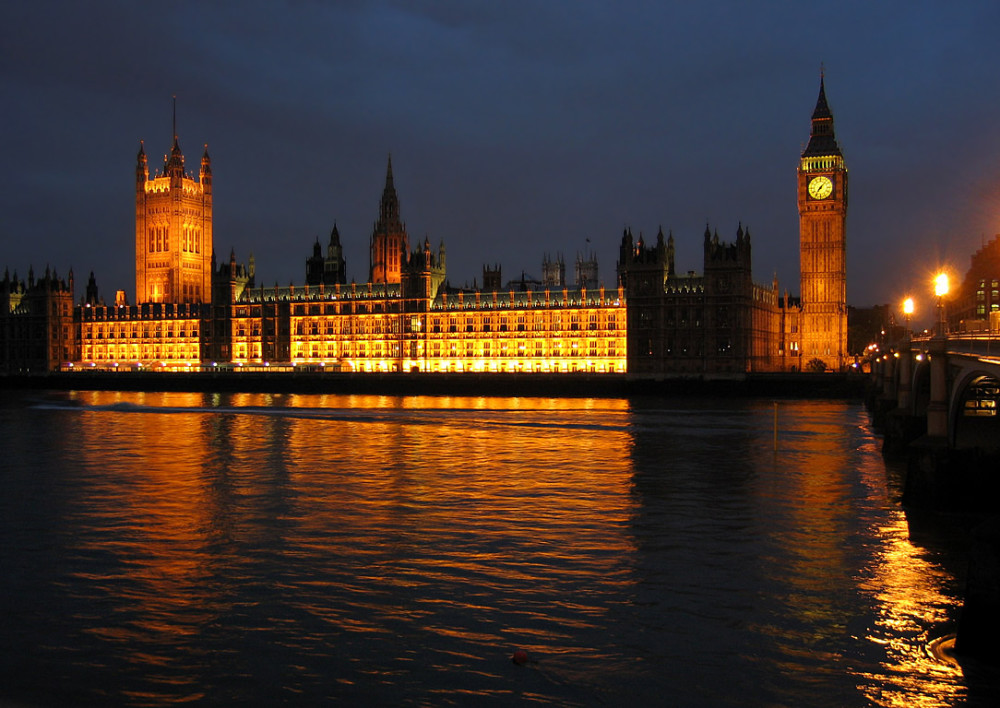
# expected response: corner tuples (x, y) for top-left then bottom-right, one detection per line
(0, 267), (75, 373)
(949, 235), (1000, 330)
(575, 251), (599, 290)
(305, 224), (347, 287)
(847, 305), (892, 356)
(542, 254), (565, 288)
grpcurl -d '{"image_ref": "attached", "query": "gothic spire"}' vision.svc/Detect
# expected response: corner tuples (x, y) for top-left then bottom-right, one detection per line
(166, 96), (185, 176)
(377, 154), (402, 232)
(802, 73), (842, 158)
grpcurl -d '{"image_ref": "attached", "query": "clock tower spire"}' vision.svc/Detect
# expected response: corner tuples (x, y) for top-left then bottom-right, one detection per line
(797, 74), (848, 371)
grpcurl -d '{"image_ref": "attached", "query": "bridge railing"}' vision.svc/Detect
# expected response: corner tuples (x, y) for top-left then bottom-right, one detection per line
(910, 333), (1000, 361)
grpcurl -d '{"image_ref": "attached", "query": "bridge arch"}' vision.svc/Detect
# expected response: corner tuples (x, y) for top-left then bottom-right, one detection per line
(952, 371), (1000, 452)
(912, 357), (931, 418)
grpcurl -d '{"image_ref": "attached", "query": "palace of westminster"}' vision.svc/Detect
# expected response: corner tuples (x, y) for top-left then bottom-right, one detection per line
(2, 80), (858, 377)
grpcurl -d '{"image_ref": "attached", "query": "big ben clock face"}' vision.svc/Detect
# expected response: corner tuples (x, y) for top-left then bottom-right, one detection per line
(808, 175), (833, 200)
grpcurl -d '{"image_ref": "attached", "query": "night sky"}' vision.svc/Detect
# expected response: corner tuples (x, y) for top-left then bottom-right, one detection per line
(3, 1), (999, 326)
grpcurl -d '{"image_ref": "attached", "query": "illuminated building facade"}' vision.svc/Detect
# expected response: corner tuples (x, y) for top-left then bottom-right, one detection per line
(67, 148), (628, 375)
(228, 232), (624, 374)
(78, 302), (204, 368)
(797, 75), (848, 371)
(134, 119), (214, 305)
(2, 81), (853, 376)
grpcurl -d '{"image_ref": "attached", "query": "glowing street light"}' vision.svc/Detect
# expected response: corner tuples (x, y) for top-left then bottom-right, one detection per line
(934, 273), (949, 336)
(934, 273), (949, 299)
(902, 297), (914, 339)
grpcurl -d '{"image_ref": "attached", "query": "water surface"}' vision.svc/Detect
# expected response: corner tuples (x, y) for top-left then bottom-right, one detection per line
(0, 390), (993, 706)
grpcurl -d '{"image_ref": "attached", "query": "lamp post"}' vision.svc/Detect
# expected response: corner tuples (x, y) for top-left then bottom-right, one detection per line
(902, 297), (914, 340)
(898, 298), (915, 410)
(928, 273), (950, 438)
(934, 273), (949, 337)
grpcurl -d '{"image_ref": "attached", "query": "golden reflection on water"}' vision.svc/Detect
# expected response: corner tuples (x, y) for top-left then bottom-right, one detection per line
(854, 511), (966, 707)
(60, 391), (637, 703)
(753, 401), (967, 708)
(749, 402), (868, 653)
(40, 393), (976, 705)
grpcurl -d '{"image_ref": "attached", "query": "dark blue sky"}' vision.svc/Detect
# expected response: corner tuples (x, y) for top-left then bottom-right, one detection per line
(3, 1), (999, 323)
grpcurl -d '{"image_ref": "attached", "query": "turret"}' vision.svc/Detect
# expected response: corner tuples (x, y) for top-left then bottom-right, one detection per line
(306, 237), (325, 286)
(166, 135), (185, 183)
(704, 224), (753, 271)
(543, 252), (566, 287)
(85, 271), (99, 306)
(200, 145), (212, 191)
(483, 264), (502, 291)
(136, 140), (148, 185)
(325, 223), (346, 285)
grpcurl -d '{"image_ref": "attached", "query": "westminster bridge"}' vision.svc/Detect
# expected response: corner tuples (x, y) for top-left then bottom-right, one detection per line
(869, 332), (1000, 664)
(868, 333), (1000, 509)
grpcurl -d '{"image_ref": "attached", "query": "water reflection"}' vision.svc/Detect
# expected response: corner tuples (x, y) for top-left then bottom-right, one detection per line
(855, 509), (965, 707)
(36, 392), (638, 705)
(0, 391), (990, 706)
(626, 399), (977, 706)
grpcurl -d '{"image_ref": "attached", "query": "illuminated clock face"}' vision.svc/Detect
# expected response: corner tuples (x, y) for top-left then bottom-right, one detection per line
(808, 175), (833, 200)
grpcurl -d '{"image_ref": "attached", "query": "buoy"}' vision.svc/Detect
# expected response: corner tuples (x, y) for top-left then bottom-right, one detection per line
(511, 649), (529, 665)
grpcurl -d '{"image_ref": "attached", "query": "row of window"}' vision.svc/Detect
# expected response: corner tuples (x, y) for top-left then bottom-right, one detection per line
(85, 327), (199, 339)
(81, 346), (199, 360)
(289, 341), (621, 359)
(284, 314), (619, 332)
(287, 301), (621, 316)
(147, 225), (202, 254)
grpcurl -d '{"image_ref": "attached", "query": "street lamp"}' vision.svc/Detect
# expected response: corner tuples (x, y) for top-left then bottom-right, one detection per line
(902, 297), (914, 339)
(934, 273), (949, 337)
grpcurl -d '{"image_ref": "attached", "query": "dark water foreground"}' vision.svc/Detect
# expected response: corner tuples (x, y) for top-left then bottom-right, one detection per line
(1, 390), (996, 706)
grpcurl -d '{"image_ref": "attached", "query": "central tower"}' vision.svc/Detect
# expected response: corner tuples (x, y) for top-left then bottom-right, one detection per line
(134, 109), (213, 305)
(797, 75), (848, 371)
(369, 156), (409, 284)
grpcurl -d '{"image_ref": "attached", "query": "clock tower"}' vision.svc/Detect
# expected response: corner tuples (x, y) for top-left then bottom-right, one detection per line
(797, 75), (847, 371)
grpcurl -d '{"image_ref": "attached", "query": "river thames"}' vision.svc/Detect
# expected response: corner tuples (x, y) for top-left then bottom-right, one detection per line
(1, 390), (997, 706)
